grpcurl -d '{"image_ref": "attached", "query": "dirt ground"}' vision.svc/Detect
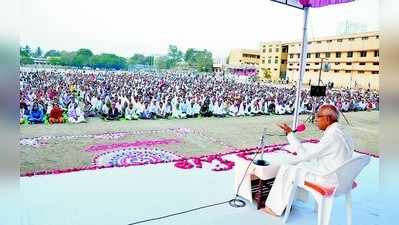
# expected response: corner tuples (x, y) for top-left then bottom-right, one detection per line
(20, 111), (378, 173)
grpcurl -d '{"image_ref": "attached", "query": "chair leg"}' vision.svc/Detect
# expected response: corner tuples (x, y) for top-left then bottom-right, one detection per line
(346, 192), (352, 225)
(283, 180), (298, 223)
(317, 197), (334, 225)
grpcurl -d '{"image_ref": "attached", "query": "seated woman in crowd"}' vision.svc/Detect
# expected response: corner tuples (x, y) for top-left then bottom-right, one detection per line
(68, 102), (86, 123)
(48, 103), (64, 124)
(213, 101), (226, 117)
(28, 103), (44, 124)
(20, 102), (27, 124)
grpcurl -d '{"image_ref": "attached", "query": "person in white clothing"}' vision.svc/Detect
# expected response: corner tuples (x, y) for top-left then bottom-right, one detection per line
(262, 104), (354, 217)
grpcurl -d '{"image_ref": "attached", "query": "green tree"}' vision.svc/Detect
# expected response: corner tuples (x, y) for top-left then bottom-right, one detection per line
(183, 48), (213, 72)
(20, 46), (33, 64)
(128, 54), (147, 65)
(166, 45), (183, 68)
(44, 50), (62, 57)
(72, 48), (94, 67)
(33, 47), (43, 58)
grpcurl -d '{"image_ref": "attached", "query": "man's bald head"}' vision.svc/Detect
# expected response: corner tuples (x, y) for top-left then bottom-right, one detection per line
(319, 104), (339, 123)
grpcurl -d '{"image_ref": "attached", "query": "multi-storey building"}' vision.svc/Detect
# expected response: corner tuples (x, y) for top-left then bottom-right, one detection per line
(259, 31), (379, 89)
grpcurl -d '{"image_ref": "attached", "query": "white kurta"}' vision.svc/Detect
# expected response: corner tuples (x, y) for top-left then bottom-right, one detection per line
(265, 123), (354, 216)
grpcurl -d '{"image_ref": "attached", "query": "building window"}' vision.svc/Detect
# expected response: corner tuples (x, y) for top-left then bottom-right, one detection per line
(347, 51), (353, 58)
(373, 62), (379, 65)
(297, 63), (300, 66)
(374, 50), (379, 57)
(315, 62), (320, 65)
(262, 49), (266, 53)
(372, 71), (379, 74)
(306, 63), (310, 66)
(346, 62), (352, 65)
(314, 69), (318, 72)
(358, 71), (365, 74)
(349, 38), (355, 41)
(334, 70), (339, 73)
(269, 48), (272, 53)
(297, 54), (300, 58)
(289, 63), (293, 66)
(268, 59), (271, 63)
(359, 62), (366, 65)
(282, 47), (288, 53)
(290, 54), (294, 59)
(336, 52), (341, 58)
(345, 70), (351, 73)
(275, 60), (278, 64)
(325, 52), (331, 58)
(327, 40), (332, 43)
(276, 48), (279, 52)
(376, 35), (379, 39)
(335, 62), (340, 65)
(288, 68), (293, 71)
(274, 68), (278, 71)
(337, 39), (343, 42)
(317, 41), (322, 44)
(307, 53), (311, 58)
(281, 60), (286, 64)
(360, 51), (367, 57)
(362, 37), (369, 40)
(262, 60), (265, 64)
(315, 53), (320, 58)
(308, 42), (312, 45)
(305, 69), (309, 72)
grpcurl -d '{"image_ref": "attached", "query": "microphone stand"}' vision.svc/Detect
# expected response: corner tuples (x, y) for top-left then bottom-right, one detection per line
(253, 128), (270, 166)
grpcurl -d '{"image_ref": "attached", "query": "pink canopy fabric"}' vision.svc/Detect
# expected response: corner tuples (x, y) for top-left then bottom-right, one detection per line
(299, 0), (354, 8)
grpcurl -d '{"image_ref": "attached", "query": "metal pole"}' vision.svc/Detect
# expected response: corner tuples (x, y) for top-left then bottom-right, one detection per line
(318, 58), (323, 85)
(292, 6), (309, 129)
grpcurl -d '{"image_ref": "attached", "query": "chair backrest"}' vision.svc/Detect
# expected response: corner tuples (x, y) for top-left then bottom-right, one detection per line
(333, 155), (371, 196)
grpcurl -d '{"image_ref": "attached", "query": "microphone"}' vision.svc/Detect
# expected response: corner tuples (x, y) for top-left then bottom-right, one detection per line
(253, 123), (306, 166)
(293, 123), (306, 133)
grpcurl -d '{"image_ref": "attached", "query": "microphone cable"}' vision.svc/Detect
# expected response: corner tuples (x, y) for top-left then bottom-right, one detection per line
(128, 135), (270, 225)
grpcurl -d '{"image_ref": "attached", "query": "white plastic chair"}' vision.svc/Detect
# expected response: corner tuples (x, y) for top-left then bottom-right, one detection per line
(283, 155), (371, 225)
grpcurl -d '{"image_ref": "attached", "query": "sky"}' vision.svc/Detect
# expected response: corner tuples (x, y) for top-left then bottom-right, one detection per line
(20, 0), (379, 59)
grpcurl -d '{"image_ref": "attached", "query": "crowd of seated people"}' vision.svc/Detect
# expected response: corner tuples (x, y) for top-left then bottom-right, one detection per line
(19, 68), (379, 125)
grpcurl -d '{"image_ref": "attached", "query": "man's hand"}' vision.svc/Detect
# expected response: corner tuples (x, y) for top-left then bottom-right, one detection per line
(278, 123), (293, 136)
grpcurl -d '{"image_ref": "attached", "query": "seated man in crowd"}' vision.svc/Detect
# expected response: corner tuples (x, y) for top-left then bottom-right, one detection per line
(164, 101), (173, 118)
(140, 102), (153, 120)
(125, 102), (138, 120)
(68, 102), (86, 123)
(28, 102), (44, 124)
(48, 103), (64, 124)
(83, 101), (97, 118)
(106, 102), (121, 121)
(156, 101), (167, 119)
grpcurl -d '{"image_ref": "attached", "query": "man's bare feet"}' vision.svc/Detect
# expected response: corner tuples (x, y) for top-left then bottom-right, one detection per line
(261, 207), (280, 217)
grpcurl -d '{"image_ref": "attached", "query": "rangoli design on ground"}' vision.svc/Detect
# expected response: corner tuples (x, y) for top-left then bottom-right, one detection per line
(93, 147), (182, 166)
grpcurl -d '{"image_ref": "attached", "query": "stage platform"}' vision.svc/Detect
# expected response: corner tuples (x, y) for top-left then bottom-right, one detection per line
(20, 150), (379, 225)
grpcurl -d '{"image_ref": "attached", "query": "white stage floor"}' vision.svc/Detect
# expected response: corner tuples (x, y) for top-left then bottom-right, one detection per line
(20, 151), (379, 225)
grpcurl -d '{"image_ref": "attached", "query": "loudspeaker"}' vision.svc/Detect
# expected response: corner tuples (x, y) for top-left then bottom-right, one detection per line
(310, 85), (326, 97)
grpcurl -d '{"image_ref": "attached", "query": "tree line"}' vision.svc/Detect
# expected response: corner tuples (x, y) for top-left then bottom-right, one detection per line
(20, 45), (214, 72)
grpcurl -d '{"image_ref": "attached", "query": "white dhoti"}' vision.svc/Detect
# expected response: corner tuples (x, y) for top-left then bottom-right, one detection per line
(265, 162), (338, 216)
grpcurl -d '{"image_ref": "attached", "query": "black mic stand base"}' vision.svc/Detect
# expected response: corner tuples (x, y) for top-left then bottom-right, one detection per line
(253, 159), (269, 166)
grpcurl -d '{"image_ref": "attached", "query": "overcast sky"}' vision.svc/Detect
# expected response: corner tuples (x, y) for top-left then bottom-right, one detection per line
(20, 0), (379, 59)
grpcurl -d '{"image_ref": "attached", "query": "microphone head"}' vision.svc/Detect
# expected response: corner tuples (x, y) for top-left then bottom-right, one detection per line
(295, 123), (306, 133)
